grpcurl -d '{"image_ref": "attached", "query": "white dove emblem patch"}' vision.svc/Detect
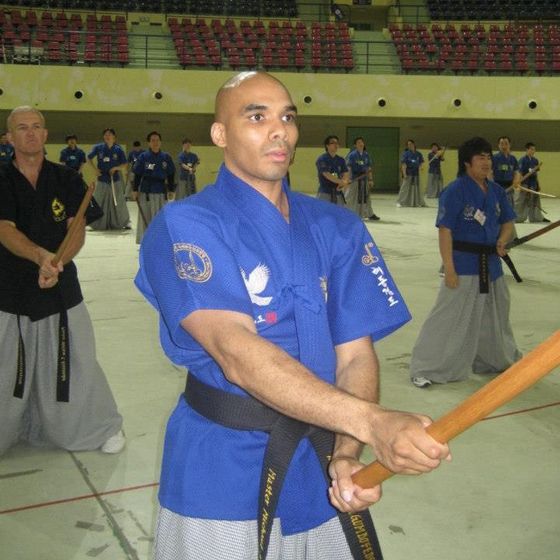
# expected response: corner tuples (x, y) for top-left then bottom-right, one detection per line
(240, 264), (273, 306)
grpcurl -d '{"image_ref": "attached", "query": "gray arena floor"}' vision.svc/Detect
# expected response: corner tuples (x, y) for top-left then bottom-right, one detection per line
(1, 195), (559, 560)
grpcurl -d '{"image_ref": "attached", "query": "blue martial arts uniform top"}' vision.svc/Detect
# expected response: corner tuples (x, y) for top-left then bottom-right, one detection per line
(59, 147), (86, 172)
(0, 143), (14, 164)
(428, 151), (442, 174)
(518, 155), (539, 190)
(346, 149), (372, 179)
(492, 152), (519, 185)
(437, 174), (516, 281)
(127, 148), (144, 166)
(135, 165), (411, 535)
(133, 149), (176, 193)
(316, 152), (348, 194)
(177, 151), (200, 181)
(401, 149), (424, 176)
(87, 142), (127, 183)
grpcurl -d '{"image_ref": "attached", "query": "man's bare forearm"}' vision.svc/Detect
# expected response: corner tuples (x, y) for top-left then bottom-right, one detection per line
(182, 310), (380, 445)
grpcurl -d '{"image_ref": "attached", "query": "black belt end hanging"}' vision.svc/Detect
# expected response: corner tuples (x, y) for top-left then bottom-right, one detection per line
(56, 308), (71, 402)
(13, 315), (26, 399)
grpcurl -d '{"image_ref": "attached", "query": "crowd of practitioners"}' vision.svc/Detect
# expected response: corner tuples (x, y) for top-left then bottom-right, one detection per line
(0, 78), (554, 560)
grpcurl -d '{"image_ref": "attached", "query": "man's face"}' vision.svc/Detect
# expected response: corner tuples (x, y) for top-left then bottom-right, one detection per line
(407, 140), (415, 150)
(326, 138), (339, 156)
(211, 75), (298, 189)
(0, 134), (8, 145)
(465, 153), (492, 182)
(103, 130), (115, 145)
(182, 142), (191, 153)
(355, 139), (365, 152)
(7, 111), (47, 157)
(527, 146), (536, 157)
(498, 138), (510, 153)
(149, 134), (161, 152)
(67, 138), (77, 148)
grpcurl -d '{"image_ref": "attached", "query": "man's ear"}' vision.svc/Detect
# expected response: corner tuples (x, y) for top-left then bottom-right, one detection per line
(210, 122), (226, 148)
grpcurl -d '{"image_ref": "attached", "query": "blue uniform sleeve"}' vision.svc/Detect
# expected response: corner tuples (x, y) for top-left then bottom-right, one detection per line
(116, 146), (127, 165)
(87, 144), (98, 160)
(326, 218), (411, 344)
(436, 183), (462, 230)
(316, 155), (329, 174)
(495, 186), (516, 224)
(59, 149), (66, 164)
(135, 205), (253, 352)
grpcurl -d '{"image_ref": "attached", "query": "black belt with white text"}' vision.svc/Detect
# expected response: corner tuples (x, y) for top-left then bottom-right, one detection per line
(184, 374), (383, 560)
(452, 240), (522, 293)
(13, 287), (71, 403)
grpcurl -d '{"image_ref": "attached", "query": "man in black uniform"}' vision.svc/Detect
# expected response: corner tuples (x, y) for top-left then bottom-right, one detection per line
(0, 106), (124, 455)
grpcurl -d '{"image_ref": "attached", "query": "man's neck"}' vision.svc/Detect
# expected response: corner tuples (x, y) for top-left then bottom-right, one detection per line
(13, 153), (44, 187)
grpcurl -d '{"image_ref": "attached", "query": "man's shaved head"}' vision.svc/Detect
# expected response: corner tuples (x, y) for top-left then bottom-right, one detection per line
(214, 71), (293, 122)
(210, 71), (298, 193)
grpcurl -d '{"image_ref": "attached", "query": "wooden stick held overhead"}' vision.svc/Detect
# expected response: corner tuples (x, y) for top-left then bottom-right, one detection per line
(352, 330), (560, 489)
(52, 183), (95, 266)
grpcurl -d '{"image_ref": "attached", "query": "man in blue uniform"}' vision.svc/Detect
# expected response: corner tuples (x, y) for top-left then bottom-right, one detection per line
(515, 142), (549, 223)
(87, 128), (131, 230)
(426, 142), (445, 198)
(176, 138), (200, 200)
(132, 131), (176, 244)
(125, 140), (144, 200)
(397, 139), (425, 207)
(0, 106), (124, 455)
(491, 136), (520, 209)
(316, 135), (349, 205)
(345, 137), (379, 220)
(135, 71), (449, 560)
(0, 132), (15, 165)
(59, 134), (86, 175)
(410, 137), (521, 388)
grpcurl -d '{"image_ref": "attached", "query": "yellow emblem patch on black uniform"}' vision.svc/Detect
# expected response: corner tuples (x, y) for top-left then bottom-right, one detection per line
(52, 198), (67, 222)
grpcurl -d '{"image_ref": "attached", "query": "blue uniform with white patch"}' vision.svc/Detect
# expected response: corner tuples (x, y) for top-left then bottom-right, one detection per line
(316, 153), (348, 194)
(133, 150), (176, 193)
(87, 143), (126, 182)
(401, 149), (424, 176)
(135, 165), (410, 535)
(59, 147), (86, 172)
(518, 155), (539, 189)
(346, 149), (372, 177)
(177, 151), (200, 181)
(492, 152), (518, 186)
(437, 174), (516, 280)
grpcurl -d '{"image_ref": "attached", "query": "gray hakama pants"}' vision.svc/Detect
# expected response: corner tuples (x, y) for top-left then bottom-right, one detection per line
(346, 178), (373, 218)
(397, 176), (426, 207)
(89, 178), (131, 230)
(136, 192), (167, 244)
(425, 172), (443, 198)
(514, 189), (544, 223)
(153, 508), (354, 560)
(175, 176), (196, 200)
(409, 275), (522, 383)
(125, 171), (135, 199)
(0, 303), (123, 455)
(316, 191), (346, 206)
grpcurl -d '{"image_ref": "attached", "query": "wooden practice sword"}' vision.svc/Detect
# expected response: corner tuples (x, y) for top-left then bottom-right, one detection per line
(352, 330), (560, 489)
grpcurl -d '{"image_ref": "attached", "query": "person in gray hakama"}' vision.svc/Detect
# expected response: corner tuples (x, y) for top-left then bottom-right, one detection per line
(409, 137), (522, 388)
(132, 131), (176, 244)
(87, 128), (131, 230)
(425, 143), (445, 198)
(397, 139), (426, 207)
(0, 106), (124, 456)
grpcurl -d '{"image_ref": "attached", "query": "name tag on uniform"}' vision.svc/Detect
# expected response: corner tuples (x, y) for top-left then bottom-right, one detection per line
(474, 209), (486, 226)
